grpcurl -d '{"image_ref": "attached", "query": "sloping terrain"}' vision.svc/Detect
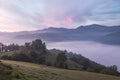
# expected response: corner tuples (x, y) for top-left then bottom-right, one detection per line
(0, 24), (120, 45)
(1, 60), (120, 80)
(13, 24), (120, 45)
(0, 39), (119, 76)
(0, 61), (36, 80)
(100, 31), (120, 45)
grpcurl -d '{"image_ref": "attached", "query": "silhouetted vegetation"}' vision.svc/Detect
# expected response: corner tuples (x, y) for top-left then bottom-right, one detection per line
(0, 39), (120, 76)
(70, 55), (120, 76)
(55, 52), (68, 68)
(0, 39), (47, 64)
(101, 65), (120, 76)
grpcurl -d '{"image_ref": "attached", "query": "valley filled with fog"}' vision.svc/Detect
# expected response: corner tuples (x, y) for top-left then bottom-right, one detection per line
(0, 24), (120, 71)
(46, 41), (120, 70)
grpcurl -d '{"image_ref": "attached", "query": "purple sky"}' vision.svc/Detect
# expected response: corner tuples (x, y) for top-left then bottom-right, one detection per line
(0, 0), (120, 32)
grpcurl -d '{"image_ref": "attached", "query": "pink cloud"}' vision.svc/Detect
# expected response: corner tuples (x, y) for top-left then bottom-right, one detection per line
(62, 14), (74, 26)
(41, 14), (75, 27)
(42, 17), (60, 27)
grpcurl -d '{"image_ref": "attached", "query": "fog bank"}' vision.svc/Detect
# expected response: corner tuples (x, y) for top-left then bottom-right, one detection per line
(46, 41), (120, 70)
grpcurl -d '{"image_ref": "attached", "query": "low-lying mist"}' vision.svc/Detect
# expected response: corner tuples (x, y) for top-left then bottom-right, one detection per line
(46, 41), (120, 70)
(1, 36), (120, 71)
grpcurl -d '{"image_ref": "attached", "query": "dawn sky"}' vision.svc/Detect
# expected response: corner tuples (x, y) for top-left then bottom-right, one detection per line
(0, 0), (120, 32)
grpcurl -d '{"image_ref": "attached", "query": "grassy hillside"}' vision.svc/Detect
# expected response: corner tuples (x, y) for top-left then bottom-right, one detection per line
(0, 39), (119, 76)
(0, 61), (37, 80)
(1, 60), (120, 80)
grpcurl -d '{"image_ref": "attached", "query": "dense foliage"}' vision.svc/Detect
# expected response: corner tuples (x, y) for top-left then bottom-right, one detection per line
(0, 39), (47, 64)
(0, 39), (119, 76)
(55, 52), (68, 68)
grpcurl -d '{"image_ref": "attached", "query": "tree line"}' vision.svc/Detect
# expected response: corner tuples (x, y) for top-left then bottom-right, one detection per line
(0, 39), (119, 76)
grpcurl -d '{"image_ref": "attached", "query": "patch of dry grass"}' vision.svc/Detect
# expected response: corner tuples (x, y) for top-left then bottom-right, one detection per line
(2, 60), (120, 80)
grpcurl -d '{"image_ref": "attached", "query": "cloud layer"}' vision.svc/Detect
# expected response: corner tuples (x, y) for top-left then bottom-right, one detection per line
(0, 0), (120, 31)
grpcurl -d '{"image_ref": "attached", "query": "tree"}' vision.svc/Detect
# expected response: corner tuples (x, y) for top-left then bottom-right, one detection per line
(56, 52), (67, 68)
(31, 39), (46, 54)
(100, 65), (120, 76)
(7, 43), (20, 51)
(31, 39), (43, 50)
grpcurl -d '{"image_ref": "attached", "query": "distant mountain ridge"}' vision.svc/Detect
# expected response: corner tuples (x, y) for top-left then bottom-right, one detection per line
(0, 24), (120, 45)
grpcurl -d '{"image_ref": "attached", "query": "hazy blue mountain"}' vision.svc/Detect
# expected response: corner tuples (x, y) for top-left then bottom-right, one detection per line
(0, 24), (120, 45)
(100, 31), (120, 45)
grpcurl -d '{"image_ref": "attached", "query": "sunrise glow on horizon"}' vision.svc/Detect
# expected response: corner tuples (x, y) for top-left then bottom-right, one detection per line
(0, 0), (120, 32)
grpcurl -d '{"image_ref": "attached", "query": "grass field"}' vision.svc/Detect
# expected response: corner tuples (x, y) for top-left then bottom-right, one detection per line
(1, 60), (120, 80)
